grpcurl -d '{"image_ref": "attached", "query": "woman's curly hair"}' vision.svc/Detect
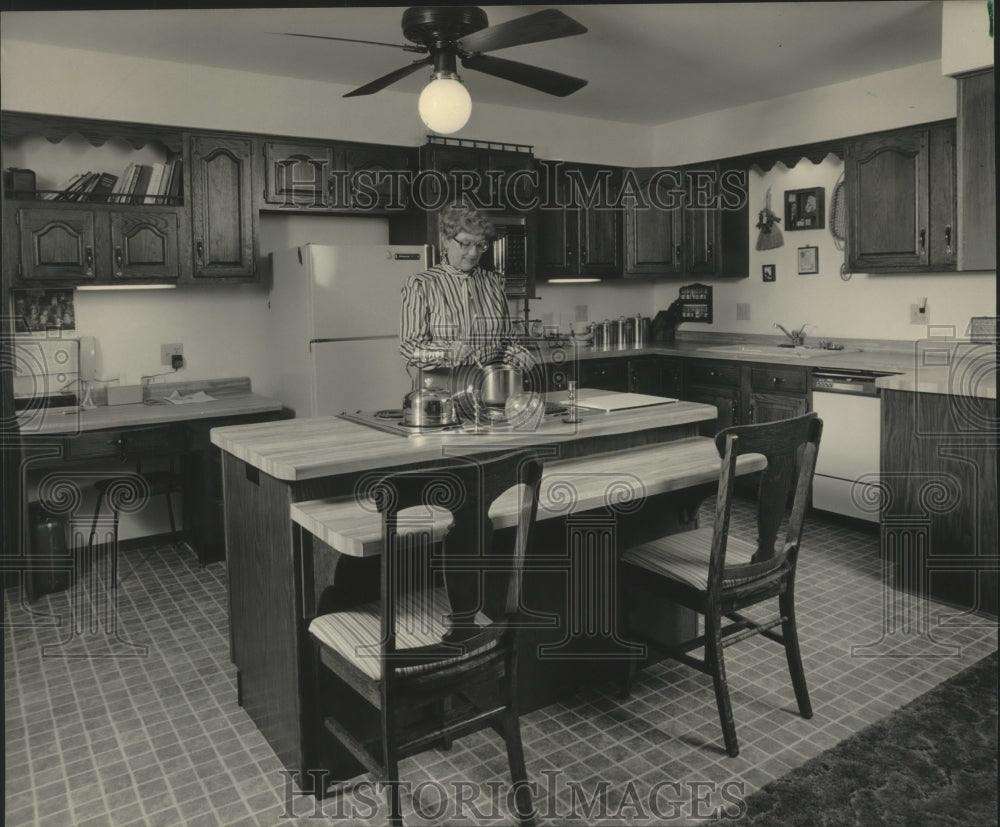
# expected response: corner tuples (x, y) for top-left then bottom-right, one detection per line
(438, 198), (495, 242)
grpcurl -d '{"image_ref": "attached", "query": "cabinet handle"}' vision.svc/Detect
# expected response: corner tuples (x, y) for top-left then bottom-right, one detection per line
(707, 241), (714, 263)
(708, 370), (717, 378)
(770, 376), (784, 385)
(84, 246), (94, 276)
(731, 401), (739, 424)
(919, 229), (926, 253)
(114, 246), (123, 276)
(566, 245), (573, 262)
(749, 404), (755, 424)
(944, 225), (952, 255)
(196, 240), (204, 262)
(674, 244), (682, 265)
(581, 247), (588, 264)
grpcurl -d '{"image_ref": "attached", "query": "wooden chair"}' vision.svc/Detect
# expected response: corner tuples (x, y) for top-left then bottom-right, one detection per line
(619, 412), (823, 757)
(89, 431), (184, 587)
(308, 449), (544, 826)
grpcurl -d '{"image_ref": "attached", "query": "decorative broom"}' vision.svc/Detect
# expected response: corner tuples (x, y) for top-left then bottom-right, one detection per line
(755, 186), (784, 251)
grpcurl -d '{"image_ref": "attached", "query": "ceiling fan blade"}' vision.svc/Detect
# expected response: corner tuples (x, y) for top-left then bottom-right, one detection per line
(343, 57), (433, 97)
(278, 32), (426, 53)
(461, 54), (587, 97)
(456, 9), (587, 54)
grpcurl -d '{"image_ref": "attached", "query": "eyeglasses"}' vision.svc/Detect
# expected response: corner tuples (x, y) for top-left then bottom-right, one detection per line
(451, 237), (489, 253)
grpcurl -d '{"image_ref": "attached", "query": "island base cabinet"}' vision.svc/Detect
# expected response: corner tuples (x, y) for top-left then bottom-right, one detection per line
(880, 390), (997, 617)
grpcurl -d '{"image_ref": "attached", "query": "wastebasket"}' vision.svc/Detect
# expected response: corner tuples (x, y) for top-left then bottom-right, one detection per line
(27, 501), (72, 601)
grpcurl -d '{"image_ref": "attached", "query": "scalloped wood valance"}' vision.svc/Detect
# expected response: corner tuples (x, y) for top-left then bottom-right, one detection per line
(727, 139), (847, 173)
(1, 111), (184, 154)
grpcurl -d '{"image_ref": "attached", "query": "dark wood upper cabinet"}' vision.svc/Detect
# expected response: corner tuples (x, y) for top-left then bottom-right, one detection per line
(262, 141), (335, 209)
(624, 162), (747, 279)
(537, 161), (622, 279)
(957, 69), (995, 271)
(846, 121), (956, 273)
(16, 208), (98, 283)
(190, 135), (257, 280)
(342, 145), (413, 211)
(109, 211), (181, 281)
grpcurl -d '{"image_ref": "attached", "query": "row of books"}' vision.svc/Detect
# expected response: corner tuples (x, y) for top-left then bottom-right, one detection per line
(43, 159), (183, 204)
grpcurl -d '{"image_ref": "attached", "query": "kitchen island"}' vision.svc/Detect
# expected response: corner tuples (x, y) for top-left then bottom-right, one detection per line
(210, 399), (765, 782)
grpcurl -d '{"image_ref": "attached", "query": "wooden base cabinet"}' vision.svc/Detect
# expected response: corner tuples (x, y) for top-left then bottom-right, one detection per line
(881, 389), (997, 616)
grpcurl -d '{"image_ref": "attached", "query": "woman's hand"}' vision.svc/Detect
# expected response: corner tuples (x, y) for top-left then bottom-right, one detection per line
(447, 340), (479, 367)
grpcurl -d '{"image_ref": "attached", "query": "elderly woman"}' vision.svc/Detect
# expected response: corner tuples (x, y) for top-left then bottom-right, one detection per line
(399, 200), (512, 376)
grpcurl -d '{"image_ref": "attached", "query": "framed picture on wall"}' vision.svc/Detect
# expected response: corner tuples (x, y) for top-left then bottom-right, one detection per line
(762, 264), (776, 282)
(797, 246), (819, 274)
(785, 187), (825, 230)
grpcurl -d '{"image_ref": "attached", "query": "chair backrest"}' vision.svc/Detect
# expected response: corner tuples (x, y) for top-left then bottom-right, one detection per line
(709, 413), (823, 589)
(371, 449), (543, 673)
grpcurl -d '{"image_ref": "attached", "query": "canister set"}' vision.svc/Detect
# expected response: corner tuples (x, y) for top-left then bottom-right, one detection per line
(590, 315), (651, 350)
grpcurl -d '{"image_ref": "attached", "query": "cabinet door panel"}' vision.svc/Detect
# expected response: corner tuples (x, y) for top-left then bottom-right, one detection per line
(18, 208), (97, 282)
(848, 130), (929, 270)
(657, 358), (684, 398)
(578, 167), (621, 275)
(687, 385), (740, 435)
(536, 161), (576, 276)
(263, 141), (334, 208)
(957, 70), (996, 271)
(343, 146), (412, 211)
(110, 211), (180, 281)
(749, 391), (808, 424)
(191, 136), (256, 278)
(627, 359), (659, 394)
(928, 124), (956, 269)
(625, 169), (683, 276)
(579, 359), (628, 392)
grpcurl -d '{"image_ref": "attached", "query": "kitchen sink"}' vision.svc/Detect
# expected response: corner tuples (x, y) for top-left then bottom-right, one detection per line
(701, 344), (847, 359)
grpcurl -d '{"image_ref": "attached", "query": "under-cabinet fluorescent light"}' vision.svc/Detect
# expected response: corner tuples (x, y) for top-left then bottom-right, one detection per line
(547, 278), (602, 284)
(76, 284), (177, 291)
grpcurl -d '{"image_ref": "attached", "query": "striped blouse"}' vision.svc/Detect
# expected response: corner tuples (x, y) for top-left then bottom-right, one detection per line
(399, 264), (511, 368)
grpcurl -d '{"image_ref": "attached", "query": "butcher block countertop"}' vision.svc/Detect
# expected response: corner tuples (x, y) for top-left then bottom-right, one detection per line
(291, 436), (766, 557)
(210, 399), (717, 482)
(17, 378), (284, 436)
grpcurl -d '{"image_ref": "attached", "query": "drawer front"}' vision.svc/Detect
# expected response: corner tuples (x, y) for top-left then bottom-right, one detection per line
(62, 426), (181, 460)
(750, 365), (809, 393)
(579, 359), (628, 392)
(686, 360), (741, 388)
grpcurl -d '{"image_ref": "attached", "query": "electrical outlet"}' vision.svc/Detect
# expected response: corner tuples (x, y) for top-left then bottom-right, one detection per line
(910, 303), (929, 325)
(736, 302), (751, 321)
(160, 343), (183, 365)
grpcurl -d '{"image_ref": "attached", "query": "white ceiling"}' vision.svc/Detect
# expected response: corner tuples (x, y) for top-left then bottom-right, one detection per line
(0, 2), (945, 125)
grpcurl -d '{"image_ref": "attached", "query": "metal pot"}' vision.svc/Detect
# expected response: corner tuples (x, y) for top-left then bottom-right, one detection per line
(479, 363), (523, 407)
(402, 374), (457, 427)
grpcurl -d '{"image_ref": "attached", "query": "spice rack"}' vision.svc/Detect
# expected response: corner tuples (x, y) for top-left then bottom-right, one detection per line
(677, 283), (713, 323)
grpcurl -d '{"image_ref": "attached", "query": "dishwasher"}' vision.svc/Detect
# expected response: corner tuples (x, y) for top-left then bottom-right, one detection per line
(811, 368), (891, 523)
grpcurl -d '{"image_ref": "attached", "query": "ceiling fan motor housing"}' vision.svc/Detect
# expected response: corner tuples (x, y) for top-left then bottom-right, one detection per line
(402, 6), (489, 51)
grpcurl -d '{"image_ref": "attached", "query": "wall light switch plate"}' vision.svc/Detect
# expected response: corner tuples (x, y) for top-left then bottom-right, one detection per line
(910, 303), (929, 325)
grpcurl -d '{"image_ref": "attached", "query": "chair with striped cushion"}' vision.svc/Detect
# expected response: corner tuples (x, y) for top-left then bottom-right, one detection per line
(308, 449), (543, 827)
(619, 412), (823, 757)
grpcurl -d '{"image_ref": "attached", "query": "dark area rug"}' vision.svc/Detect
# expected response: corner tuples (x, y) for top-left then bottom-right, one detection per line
(721, 650), (998, 827)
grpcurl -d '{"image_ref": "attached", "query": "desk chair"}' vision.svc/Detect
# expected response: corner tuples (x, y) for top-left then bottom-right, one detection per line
(88, 430), (184, 588)
(619, 412), (823, 757)
(308, 449), (543, 826)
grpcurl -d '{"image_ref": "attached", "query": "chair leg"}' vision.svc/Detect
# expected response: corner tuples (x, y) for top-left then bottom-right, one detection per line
(380, 705), (403, 827)
(780, 588), (812, 719)
(164, 491), (178, 543)
(705, 609), (739, 757)
(501, 710), (535, 827)
(110, 509), (120, 590)
(89, 490), (105, 551)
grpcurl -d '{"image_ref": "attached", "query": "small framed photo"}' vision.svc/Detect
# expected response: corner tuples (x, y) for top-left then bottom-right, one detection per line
(762, 264), (776, 282)
(797, 245), (819, 274)
(785, 187), (825, 230)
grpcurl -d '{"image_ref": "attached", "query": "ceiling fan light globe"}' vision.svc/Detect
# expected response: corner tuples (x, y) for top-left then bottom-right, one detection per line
(418, 75), (472, 134)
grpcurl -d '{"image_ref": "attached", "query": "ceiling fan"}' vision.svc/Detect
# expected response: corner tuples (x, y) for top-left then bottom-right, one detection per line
(282, 7), (589, 133)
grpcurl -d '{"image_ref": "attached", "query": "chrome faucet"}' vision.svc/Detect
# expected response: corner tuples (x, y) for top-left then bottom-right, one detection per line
(774, 322), (814, 347)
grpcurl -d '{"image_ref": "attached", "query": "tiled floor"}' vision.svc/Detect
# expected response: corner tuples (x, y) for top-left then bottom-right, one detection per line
(5, 501), (997, 826)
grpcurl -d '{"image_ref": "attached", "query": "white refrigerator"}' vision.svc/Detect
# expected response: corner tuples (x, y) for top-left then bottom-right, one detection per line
(268, 244), (429, 417)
